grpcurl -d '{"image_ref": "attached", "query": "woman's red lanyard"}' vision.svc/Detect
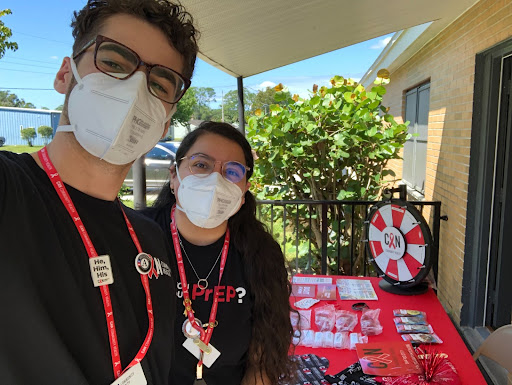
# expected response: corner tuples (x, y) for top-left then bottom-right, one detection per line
(37, 147), (154, 379)
(170, 205), (229, 366)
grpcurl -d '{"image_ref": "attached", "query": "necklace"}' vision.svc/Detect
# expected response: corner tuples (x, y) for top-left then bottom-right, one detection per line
(177, 232), (223, 290)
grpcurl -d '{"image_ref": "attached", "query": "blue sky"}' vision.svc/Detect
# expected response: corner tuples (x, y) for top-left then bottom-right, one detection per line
(0, 0), (392, 110)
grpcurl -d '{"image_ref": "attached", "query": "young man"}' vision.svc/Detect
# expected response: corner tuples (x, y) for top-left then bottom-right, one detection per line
(0, 1), (198, 384)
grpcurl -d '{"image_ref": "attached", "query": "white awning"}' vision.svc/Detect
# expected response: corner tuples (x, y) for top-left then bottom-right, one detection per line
(181, 0), (479, 78)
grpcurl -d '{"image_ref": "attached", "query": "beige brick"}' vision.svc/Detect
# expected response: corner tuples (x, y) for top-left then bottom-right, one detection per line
(383, 0), (512, 321)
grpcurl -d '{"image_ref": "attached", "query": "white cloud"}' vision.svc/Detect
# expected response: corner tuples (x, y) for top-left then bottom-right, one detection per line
(370, 37), (391, 50)
(50, 56), (59, 60)
(248, 74), (364, 100)
(258, 81), (276, 89)
(284, 75), (359, 98)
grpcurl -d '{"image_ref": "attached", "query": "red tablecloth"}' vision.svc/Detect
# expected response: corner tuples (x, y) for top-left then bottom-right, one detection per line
(290, 275), (486, 384)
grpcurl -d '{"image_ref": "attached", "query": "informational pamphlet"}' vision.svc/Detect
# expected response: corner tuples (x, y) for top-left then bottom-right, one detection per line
(336, 279), (378, 300)
(291, 283), (317, 298)
(292, 276), (333, 284)
(316, 284), (337, 300)
(356, 341), (423, 376)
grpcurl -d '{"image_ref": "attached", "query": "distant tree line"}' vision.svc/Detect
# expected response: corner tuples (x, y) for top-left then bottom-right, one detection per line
(172, 86), (292, 126)
(0, 86), (290, 125)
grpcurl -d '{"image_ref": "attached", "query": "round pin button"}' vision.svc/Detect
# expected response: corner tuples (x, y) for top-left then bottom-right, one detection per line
(182, 318), (202, 339)
(135, 253), (153, 275)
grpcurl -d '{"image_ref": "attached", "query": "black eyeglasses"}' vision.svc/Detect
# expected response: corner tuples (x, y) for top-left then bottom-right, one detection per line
(73, 35), (191, 104)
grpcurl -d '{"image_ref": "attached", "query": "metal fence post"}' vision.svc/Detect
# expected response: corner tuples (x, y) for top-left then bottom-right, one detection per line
(321, 202), (328, 275)
(133, 155), (146, 210)
(432, 202), (441, 283)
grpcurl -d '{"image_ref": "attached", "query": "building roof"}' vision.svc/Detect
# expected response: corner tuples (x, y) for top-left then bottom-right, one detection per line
(360, 2), (479, 88)
(0, 106), (62, 114)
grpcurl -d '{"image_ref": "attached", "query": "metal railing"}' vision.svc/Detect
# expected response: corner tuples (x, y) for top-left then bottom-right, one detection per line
(256, 195), (442, 279)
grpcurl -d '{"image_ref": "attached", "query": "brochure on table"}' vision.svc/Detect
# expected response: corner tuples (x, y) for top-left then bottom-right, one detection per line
(291, 276), (378, 301)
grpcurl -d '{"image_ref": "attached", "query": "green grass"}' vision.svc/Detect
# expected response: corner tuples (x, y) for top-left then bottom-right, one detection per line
(119, 199), (155, 209)
(120, 199), (135, 208)
(0, 145), (44, 154)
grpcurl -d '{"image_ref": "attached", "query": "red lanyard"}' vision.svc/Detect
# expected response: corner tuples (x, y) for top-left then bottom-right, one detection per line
(170, 205), (229, 351)
(38, 147), (154, 379)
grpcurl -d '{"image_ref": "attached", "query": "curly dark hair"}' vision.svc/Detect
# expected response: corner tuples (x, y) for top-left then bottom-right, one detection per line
(70, 0), (198, 80)
(153, 121), (296, 384)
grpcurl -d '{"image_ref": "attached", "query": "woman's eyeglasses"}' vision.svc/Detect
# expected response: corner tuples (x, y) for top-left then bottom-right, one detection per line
(180, 154), (250, 184)
(73, 35), (191, 104)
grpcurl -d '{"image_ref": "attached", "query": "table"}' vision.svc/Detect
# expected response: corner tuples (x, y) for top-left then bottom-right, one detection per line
(290, 275), (486, 384)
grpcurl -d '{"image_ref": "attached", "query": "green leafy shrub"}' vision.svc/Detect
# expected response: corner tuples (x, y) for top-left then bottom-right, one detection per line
(37, 125), (53, 145)
(20, 127), (37, 147)
(248, 76), (410, 274)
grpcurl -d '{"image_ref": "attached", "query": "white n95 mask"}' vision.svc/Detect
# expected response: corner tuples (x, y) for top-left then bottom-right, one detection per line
(57, 58), (174, 165)
(176, 170), (244, 229)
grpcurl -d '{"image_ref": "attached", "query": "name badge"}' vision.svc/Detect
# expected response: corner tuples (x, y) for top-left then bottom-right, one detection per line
(89, 255), (114, 287)
(110, 363), (146, 385)
(183, 338), (221, 368)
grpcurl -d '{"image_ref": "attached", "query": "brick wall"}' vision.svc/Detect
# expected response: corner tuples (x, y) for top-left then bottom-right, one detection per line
(381, 0), (512, 323)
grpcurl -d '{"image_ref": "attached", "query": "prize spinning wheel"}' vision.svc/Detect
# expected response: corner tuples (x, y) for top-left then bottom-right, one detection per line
(365, 199), (433, 294)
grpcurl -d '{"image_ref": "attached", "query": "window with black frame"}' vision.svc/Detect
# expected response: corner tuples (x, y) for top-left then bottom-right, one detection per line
(403, 82), (430, 194)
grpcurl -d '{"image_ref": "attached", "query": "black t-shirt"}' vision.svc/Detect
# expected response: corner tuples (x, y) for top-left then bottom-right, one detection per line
(141, 204), (253, 385)
(0, 151), (176, 385)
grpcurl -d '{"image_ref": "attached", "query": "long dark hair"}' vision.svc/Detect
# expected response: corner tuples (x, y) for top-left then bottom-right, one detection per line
(153, 121), (295, 384)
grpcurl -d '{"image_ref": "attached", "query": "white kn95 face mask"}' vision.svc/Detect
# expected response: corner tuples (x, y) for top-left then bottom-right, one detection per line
(57, 58), (174, 165)
(176, 169), (244, 229)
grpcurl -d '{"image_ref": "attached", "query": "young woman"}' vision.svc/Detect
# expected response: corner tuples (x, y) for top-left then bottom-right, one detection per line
(141, 121), (295, 385)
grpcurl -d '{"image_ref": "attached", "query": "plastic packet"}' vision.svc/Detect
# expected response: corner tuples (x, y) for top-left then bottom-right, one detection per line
(313, 331), (324, 348)
(349, 332), (368, 350)
(314, 304), (336, 332)
(335, 310), (358, 332)
(298, 329), (315, 347)
(323, 331), (334, 348)
(298, 309), (311, 330)
(334, 332), (350, 349)
(290, 312), (300, 330)
(393, 309), (427, 318)
(401, 333), (443, 344)
(360, 308), (383, 336)
(396, 324), (434, 334)
(393, 316), (427, 325)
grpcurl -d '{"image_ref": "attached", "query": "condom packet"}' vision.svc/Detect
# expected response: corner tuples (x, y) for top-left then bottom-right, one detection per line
(396, 324), (434, 334)
(313, 331), (324, 348)
(393, 309), (427, 318)
(334, 332), (350, 349)
(312, 329), (337, 348)
(314, 304), (336, 332)
(401, 333), (443, 344)
(323, 331), (335, 348)
(298, 329), (315, 347)
(335, 310), (358, 332)
(349, 332), (368, 350)
(393, 316), (427, 325)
